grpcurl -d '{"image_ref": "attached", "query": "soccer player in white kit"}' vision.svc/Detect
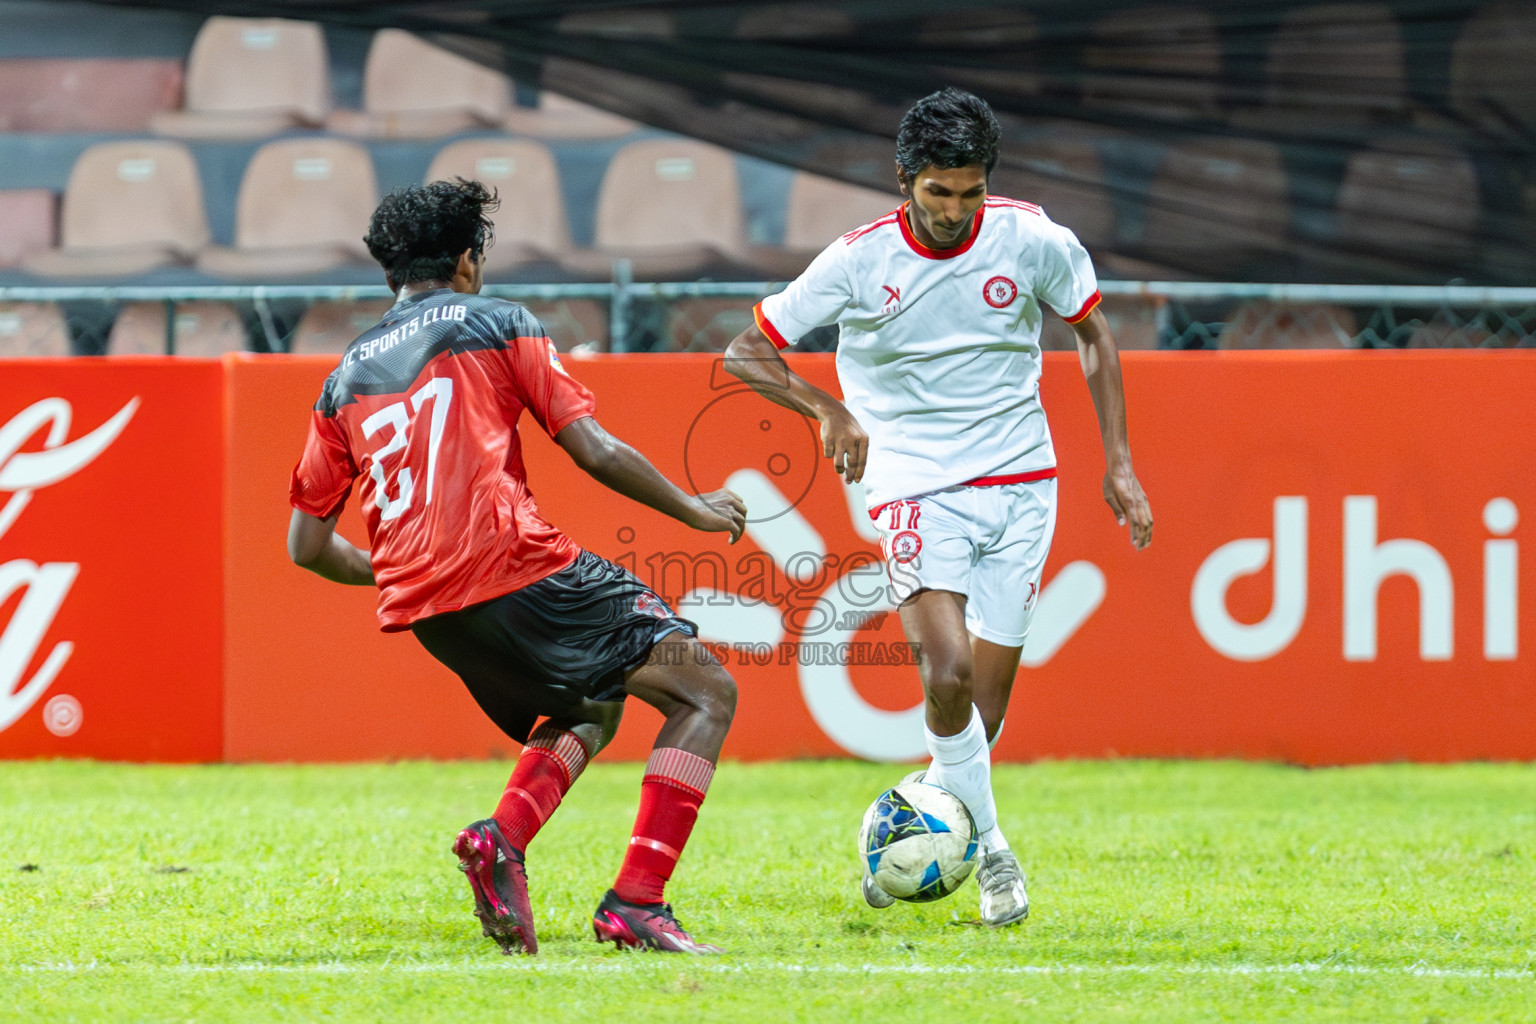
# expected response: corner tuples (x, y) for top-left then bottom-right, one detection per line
(724, 88), (1153, 927)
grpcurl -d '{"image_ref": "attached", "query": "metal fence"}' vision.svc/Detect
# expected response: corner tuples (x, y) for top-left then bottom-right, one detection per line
(2, 278), (1535, 356)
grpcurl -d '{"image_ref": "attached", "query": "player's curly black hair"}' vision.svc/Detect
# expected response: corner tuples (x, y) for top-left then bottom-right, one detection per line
(363, 178), (500, 287)
(895, 87), (1001, 181)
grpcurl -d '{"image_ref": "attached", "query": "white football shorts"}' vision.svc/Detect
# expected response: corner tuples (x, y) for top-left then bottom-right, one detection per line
(872, 477), (1057, 648)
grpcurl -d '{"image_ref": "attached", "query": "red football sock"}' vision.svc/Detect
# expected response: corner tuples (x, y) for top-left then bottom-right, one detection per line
(492, 723), (589, 850)
(612, 747), (716, 905)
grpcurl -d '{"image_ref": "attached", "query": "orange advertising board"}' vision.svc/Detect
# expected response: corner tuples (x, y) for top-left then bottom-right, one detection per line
(1, 352), (1532, 765)
(220, 351), (1536, 765)
(0, 359), (223, 760)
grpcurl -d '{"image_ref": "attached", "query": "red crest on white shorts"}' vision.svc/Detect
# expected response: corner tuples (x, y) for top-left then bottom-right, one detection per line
(890, 530), (923, 564)
(983, 275), (1018, 308)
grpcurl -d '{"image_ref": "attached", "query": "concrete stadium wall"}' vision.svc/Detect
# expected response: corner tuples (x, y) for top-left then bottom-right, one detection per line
(1, 351), (1532, 763)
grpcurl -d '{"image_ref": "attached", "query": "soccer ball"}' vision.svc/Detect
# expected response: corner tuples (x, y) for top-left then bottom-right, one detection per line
(858, 781), (978, 902)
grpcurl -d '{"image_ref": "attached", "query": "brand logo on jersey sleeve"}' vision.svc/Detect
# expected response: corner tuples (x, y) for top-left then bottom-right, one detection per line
(984, 275), (1018, 309)
(546, 340), (568, 375)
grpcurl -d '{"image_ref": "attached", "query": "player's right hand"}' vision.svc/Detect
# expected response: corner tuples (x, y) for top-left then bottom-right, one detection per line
(820, 405), (868, 484)
(692, 489), (747, 544)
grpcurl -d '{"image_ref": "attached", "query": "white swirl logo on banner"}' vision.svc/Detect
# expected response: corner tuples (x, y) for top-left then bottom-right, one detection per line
(0, 397), (139, 735)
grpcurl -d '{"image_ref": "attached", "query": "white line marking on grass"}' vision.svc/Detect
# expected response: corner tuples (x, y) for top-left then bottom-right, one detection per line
(11, 962), (1534, 980)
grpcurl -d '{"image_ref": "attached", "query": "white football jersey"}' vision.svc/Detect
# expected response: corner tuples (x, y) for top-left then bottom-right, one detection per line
(755, 197), (1101, 510)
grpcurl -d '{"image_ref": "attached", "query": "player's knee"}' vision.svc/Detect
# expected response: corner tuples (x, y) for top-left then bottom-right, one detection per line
(699, 664), (737, 728)
(922, 661), (973, 714)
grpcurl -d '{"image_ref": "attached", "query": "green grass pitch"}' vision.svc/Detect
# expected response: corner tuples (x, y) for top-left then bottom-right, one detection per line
(2, 759), (1533, 1022)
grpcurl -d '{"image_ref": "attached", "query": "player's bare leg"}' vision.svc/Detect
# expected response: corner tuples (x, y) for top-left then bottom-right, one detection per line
(897, 590), (1027, 926)
(970, 637), (1022, 746)
(592, 633), (736, 953)
(454, 699), (622, 955)
(622, 633), (737, 761)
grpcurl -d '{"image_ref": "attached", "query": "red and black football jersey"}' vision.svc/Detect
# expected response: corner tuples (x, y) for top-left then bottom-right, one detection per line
(290, 288), (595, 631)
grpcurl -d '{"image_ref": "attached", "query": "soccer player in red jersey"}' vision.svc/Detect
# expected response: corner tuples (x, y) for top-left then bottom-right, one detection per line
(287, 180), (745, 955)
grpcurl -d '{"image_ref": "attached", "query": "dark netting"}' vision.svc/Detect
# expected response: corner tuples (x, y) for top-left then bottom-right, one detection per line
(83, 0), (1536, 284)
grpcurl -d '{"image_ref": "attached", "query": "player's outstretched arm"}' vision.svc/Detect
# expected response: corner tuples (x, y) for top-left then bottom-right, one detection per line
(723, 323), (868, 483)
(287, 509), (376, 584)
(1071, 308), (1153, 551)
(555, 416), (745, 544)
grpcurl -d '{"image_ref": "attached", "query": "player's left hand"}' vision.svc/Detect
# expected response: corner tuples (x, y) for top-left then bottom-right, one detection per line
(1103, 467), (1152, 551)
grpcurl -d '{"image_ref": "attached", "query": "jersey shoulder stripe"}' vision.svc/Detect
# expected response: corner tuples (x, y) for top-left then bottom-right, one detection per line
(985, 196), (1044, 216)
(840, 209), (903, 245)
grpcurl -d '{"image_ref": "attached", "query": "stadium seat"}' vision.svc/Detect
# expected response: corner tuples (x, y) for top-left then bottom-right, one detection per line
(521, 299), (610, 353)
(106, 302), (247, 356)
(562, 139), (751, 280)
(990, 137), (1117, 248)
(1335, 142), (1480, 261)
(751, 172), (901, 277)
(1450, 2), (1536, 135)
(23, 141), (209, 278)
(288, 300), (393, 354)
(662, 298), (755, 353)
(197, 140), (377, 279)
(424, 140), (571, 273)
(1402, 312), (1529, 349)
(1081, 6), (1222, 120)
(782, 174), (901, 250)
(1265, 5), (1407, 123)
(0, 190), (56, 268)
(0, 59), (182, 132)
(502, 89), (640, 139)
(1404, 320), (1482, 349)
(329, 30), (512, 139)
(1140, 139), (1289, 272)
(1217, 302), (1356, 349)
(0, 303), (71, 357)
(150, 17), (331, 139)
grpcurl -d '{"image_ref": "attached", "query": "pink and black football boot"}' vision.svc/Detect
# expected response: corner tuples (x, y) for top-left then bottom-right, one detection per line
(592, 889), (722, 954)
(452, 819), (536, 955)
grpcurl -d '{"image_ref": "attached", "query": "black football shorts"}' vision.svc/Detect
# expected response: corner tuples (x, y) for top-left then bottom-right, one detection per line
(409, 549), (696, 743)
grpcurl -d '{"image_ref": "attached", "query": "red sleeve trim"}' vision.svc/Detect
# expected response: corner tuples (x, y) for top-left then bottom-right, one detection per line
(545, 408), (594, 438)
(753, 302), (790, 350)
(289, 491), (348, 522)
(1060, 290), (1102, 324)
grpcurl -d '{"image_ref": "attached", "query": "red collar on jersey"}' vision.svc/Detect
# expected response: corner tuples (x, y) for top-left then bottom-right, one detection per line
(899, 201), (986, 260)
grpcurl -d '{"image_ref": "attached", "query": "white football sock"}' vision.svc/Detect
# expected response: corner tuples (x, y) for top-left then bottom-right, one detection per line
(924, 706), (1009, 854)
(988, 717), (1004, 751)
